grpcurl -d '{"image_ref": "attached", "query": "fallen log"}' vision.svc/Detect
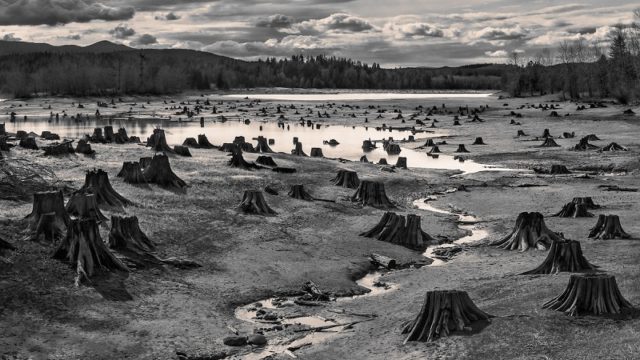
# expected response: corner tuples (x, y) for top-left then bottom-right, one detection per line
(599, 142), (627, 152)
(369, 253), (397, 269)
(43, 140), (75, 156)
(272, 167), (296, 174)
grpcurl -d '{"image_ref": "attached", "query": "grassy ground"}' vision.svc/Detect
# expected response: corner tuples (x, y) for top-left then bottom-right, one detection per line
(1, 93), (639, 360)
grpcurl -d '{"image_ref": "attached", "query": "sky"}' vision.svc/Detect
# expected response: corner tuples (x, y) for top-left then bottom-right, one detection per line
(0, 0), (638, 67)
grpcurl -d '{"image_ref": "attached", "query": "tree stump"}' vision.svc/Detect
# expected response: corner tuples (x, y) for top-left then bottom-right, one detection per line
(378, 158), (388, 165)
(522, 239), (597, 274)
(291, 142), (307, 156)
(147, 129), (174, 153)
(550, 165), (571, 174)
(360, 212), (434, 250)
(174, 145), (192, 157)
(0, 135), (11, 151)
(256, 156), (277, 167)
(572, 197), (600, 209)
(428, 146), (440, 154)
(43, 140), (75, 156)
(588, 215), (630, 240)
(491, 212), (562, 251)
(75, 139), (95, 155)
(24, 212), (66, 243)
(600, 142), (627, 152)
(139, 157), (153, 170)
(197, 134), (216, 148)
(574, 136), (599, 151)
(238, 190), (276, 215)
(109, 215), (162, 268)
(183, 137), (199, 148)
(455, 144), (470, 153)
(552, 202), (593, 218)
(331, 169), (360, 188)
(360, 155), (369, 163)
(288, 184), (313, 201)
(539, 138), (560, 147)
(362, 140), (376, 151)
(91, 128), (106, 143)
(310, 147), (324, 157)
(351, 181), (395, 208)
(117, 161), (147, 184)
(53, 218), (128, 284)
(66, 193), (107, 222)
(228, 147), (260, 169)
(472, 137), (486, 145)
(78, 169), (133, 208)
(25, 191), (70, 237)
(423, 139), (435, 147)
(19, 137), (38, 150)
(402, 290), (492, 343)
(542, 128), (552, 138)
(143, 154), (187, 190)
(386, 144), (401, 155)
(542, 274), (633, 316)
(396, 157), (407, 169)
(255, 136), (273, 153)
(453, 120), (461, 126)
(104, 126), (115, 143)
(114, 128), (129, 144)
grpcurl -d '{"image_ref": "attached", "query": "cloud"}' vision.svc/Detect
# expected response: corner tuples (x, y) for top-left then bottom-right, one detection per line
(66, 34), (82, 40)
(292, 13), (375, 34)
(255, 14), (294, 29)
(2, 33), (22, 41)
(484, 50), (508, 58)
(110, 24), (135, 39)
(527, 26), (615, 46)
(131, 34), (158, 46)
(468, 25), (530, 42)
(155, 12), (181, 21)
(383, 22), (445, 39)
(0, 0), (134, 26)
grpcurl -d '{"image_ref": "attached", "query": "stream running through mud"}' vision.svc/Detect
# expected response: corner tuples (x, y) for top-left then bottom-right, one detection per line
(232, 196), (489, 359)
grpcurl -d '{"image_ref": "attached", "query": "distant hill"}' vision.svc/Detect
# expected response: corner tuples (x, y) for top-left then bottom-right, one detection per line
(0, 40), (133, 56)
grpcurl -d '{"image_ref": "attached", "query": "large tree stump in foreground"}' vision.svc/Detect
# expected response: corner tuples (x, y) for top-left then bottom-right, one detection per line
(143, 154), (187, 190)
(522, 239), (597, 274)
(197, 134), (216, 148)
(256, 155), (277, 167)
(492, 212), (562, 251)
(66, 193), (107, 222)
(351, 181), (395, 208)
(24, 212), (66, 243)
(53, 219), (128, 284)
(543, 274), (633, 316)
(360, 212), (434, 250)
(288, 184), (313, 201)
(109, 215), (161, 268)
(147, 129), (174, 153)
(78, 169), (133, 208)
(588, 215), (630, 240)
(238, 190), (276, 215)
(552, 202), (593, 218)
(291, 142), (307, 156)
(117, 161), (147, 184)
(25, 191), (70, 234)
(331, 169), (360, 188)
(402, 290), (492, 343)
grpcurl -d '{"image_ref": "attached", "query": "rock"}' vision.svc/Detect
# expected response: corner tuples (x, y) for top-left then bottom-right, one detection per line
(223, 336), (247, 346)
(247, 334), (268, 346)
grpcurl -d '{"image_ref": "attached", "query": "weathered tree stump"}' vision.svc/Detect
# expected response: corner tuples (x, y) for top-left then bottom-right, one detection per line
(386, 144), (401, 155)
(24, 212), (66, 243)
(455, 144), (470, 153)
(75, 139), (95, 155)
(19, 137), (38, 150)
(109, 215), (161, 268)
(423, 139), (435, 147)
(238, 190), (276, 215)
(174, 145), (192, 157)
(351, 181), (395, 208)
(539, 138), (560, 147)
(378, 158), (388, 165)
(600, 142), (627, 152)
(25, 191), (70, 239)
(574, 136), (599, 151)
(552, 202), (593, 218)
(255, 136), (273, 153)
(453, 120), (461, 126)
(428, 146), (440, 154)
(291, 142), (307, 156)
(78, 169), (132, 208)
(147, 129), (174, 153)
(66, 193), (107, 222)
(472, 137), (486, 145)
(360, 212), (434, 250)
(139, 157), (152, 170)
(183, 137), (199, 148)
(572, 197), (600, 209)
(288, 184), (313, 201)
(542, 273), (632, 316)
(331, 169), (360, 188)
(402, 290), (492, 343)
(517, 130), (528, 137)
(53, 218), (128, 284)
(588, 215), (630, 240)
(143, 154), (187, 190)
(492, 212), (562, 251)
(114, 128), (129, 144)
(256, 155), (277, 167)
(228, 147), (260, 169)
(541, 128), (552, 138)
(360, 155), (369, 163)
(117, 161), (147, 184)
(310, 147), (324, 157)
(396, 157), (408, 169)
(43, 140), (75, 156)
(362, 140), (376, 151)
(104, 126), (115, 143)
(550, 165), (571, 174)
(197, 134), (216, 148)
(522, 239), (597, 274)
(91, 128), (106, 143)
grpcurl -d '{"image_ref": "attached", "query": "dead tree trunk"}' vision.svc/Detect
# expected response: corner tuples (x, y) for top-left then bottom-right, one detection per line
(472, 137), (486, 145)
(197, 134), (216, 148)
(53, 219), (128, 284)
(542, 274), (633, 316)
(455, 144), (470, 153)
(238, 190), (276, 215)
(25, 191), (70, 236)
(142, 154), (187, 190)
(66, 193), (108, 222)
(522, 240), (597, 274)
(75, 139), (95, 155)
(291, 142), (307, 156)
(117, 161), (147, 184)
(351, 181), (395, 208)
(402, 290), (492, 343)
(310, 148), (324, 157)
(78, 169), (133, 208)
(331, 169), (360, 188)
(369, 253), (397, 269)
(183, 137), (199, 148)
(256, 156), (277, 167)
(255, 136), (273, 153)
(288, 184), (313, 201)
(552, 202), (593, 218)
(147, 129), (174, 153)
(588, 215), (630, 239)
(174, 145), (192, 157)
(491, 212), (562, 251)
(108, 215), (161, 268)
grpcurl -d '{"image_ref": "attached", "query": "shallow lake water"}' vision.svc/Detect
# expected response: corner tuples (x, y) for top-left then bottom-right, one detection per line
(224, 92), (494, 101)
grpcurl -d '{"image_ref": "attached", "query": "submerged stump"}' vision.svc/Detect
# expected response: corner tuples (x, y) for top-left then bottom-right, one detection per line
(492, 212), (562, 251)
(522, 239), (597, 274)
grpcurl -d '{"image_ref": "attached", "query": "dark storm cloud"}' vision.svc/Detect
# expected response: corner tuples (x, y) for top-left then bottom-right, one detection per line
(110, 24), (136, 39)
(131, 34), (158, 46)
(0, 0), (134, 26)
(155, 12), (181, 21)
